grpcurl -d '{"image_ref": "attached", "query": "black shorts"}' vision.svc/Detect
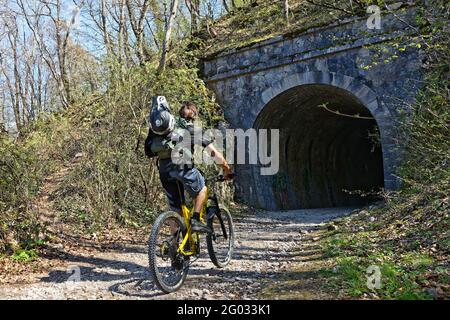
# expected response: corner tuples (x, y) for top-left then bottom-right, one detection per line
(159, 165), (206, 211)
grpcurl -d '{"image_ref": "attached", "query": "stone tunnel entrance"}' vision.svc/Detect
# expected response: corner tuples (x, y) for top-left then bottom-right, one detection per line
(254, 84), (385, 209)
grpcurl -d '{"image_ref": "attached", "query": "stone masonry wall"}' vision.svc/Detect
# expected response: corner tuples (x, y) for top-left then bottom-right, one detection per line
(203, 6), (424, 210)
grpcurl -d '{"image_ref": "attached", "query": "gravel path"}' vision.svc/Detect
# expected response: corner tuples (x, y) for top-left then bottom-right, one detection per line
(0, 208), (354, 300)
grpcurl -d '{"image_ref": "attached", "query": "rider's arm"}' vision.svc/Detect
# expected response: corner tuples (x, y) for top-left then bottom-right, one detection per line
(188, 124), (233, 179)
(204, 143), (233, 179)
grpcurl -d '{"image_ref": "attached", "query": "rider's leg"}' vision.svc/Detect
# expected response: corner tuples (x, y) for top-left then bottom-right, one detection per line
(159, 172), (184, 238)
(172, 167), (210, 233)
(193, 186), (207, 218)
(191, 185), (212, 233)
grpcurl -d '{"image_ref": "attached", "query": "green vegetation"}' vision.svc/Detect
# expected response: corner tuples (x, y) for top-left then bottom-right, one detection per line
(0, 116), (74, 253)
(11, 249), (39, 263)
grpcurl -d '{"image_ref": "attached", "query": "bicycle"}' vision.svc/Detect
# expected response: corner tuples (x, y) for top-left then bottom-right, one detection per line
(148, 174), (235, 293)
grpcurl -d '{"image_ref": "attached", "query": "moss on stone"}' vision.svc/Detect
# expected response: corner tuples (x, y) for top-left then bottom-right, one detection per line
(203, 0), (356, 58)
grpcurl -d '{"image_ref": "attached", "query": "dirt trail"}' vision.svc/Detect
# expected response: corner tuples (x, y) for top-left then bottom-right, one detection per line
(0, 207), (353, 300)
(32, 156), (82, 234)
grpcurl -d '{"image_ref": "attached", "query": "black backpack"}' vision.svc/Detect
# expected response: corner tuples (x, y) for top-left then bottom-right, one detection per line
(144, 128), (158, 158)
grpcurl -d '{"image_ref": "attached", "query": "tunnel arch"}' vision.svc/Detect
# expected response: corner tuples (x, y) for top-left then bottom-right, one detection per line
(252, 76), (386, 209)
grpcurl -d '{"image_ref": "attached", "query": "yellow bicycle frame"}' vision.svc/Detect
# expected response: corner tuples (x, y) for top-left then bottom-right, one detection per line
(177, 188), (209, 256)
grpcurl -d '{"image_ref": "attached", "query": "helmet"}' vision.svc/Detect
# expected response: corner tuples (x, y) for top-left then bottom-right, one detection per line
(150, 110), (175, 135)
(149, 96), (175, 135)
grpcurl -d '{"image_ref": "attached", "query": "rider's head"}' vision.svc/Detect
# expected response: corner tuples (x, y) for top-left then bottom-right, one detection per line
(179, 102), (198, 121)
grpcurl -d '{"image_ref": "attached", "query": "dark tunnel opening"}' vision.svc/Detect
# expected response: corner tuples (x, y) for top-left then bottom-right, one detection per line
(254, 84), (385, 209)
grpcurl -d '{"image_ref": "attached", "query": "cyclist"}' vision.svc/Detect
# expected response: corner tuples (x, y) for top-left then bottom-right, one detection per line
(145, 98), (233, 234)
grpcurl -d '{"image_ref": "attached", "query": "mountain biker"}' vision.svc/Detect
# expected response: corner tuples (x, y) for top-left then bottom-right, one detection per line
(145, 97), (233, 234)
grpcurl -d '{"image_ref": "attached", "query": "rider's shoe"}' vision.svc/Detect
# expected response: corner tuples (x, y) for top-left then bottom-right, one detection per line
(191, 219), (212, 234)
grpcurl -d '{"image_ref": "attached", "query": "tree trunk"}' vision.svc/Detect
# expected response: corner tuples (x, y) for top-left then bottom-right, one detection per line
(222, 0), (230, 13)
(53, 0), (70, 108)
(0, 103), (6, 133)
(117, 0), (127, 64)
(126, 0), (150, 63)
(185, 0), (200, 34)
(100, 0), (113, 56)
(157, 0), (179, 75)
(6, 23), (23, 133)
(283, 0), (290, 25)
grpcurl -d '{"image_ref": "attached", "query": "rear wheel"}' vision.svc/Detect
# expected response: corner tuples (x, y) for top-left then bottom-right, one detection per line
(206, 205), (234, 268)
(148, 211), (188, 293)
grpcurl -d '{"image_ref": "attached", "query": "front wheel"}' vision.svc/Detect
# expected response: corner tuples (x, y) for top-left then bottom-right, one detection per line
(206, 205), (234, 268)
(148, 211), (188, 293)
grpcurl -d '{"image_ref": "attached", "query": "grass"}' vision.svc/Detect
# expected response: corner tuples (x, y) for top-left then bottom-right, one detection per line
(342, 258), (433, 299)
(319, 204), (449, 300)
(11, 249), (39, 263)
